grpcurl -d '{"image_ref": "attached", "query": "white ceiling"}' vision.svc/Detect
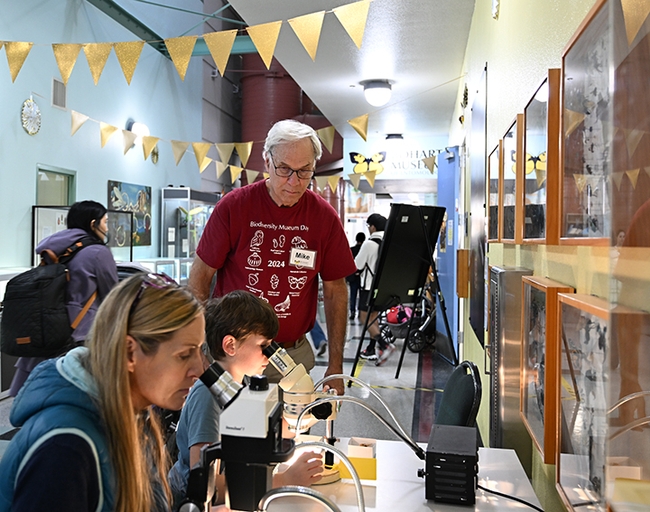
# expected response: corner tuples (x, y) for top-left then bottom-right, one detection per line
(228, 0), (476, 142)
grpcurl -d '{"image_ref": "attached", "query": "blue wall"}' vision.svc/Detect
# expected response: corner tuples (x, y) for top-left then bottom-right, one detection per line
(0, 0), (204, 267)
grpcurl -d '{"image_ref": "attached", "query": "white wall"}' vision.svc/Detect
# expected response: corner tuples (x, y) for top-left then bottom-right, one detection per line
(0, 0), (205, 266)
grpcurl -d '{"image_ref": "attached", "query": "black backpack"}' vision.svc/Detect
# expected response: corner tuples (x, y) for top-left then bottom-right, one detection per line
(1, 236), (101, 358)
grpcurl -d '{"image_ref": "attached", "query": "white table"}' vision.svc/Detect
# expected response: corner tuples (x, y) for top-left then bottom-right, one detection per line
(263, 441), (542, 511)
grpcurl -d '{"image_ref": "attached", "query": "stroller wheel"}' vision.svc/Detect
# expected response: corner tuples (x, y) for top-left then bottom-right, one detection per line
(407, 330), (428, 353)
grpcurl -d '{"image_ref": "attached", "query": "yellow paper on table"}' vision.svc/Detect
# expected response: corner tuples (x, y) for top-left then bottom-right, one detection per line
(612, 478), (650, 505)
(339, 437), (377, 480)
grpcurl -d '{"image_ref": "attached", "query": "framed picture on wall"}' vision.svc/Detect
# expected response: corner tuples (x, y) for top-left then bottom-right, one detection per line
(487, 143), (501, 242)
(520, 276), (574, 464)
(108, 180), (152, 246)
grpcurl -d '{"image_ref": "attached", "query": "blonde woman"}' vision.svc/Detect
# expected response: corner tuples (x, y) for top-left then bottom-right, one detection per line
(0, 273), (228, 512)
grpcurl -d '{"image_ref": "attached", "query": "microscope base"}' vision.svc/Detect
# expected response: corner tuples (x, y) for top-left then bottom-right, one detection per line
(313, 463), (341, 485)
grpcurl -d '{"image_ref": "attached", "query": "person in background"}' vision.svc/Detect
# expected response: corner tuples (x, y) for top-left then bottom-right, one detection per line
(9, 200), (119, 397)
(357, 213), (396, 366)
(188, 119), (356, 395)
(0, 273), (227, 512)
(169, 290), (323, 507)
(346, 232), (366, 321)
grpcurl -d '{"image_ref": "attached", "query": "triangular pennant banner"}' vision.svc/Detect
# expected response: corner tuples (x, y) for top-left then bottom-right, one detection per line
(83, 42), (113, 85)
(348, 114), (369, 141)
(348, 173), (362, 189)
(71, 110), (89, 136)
(317, 126), (336, 154)
(229, 165), (244, 183)
(621, 0), (650, 46)
(574, 174), (588, 192)
(216, 143), (235, 164)
(122, 129), (138, 154)
(612, 171), (625, 190)
(288, 11), (325, 61)
(216, 161), (228, 179)
(364, 170), (376, 188)
(192, 142), (212, 169)
(623, 128), (644, 158)
(535, 168), (547, 188)
(333, 0), (370, 49)
(234, 142), (254, 167)
(263, 172), (270, 180)
(626, 168), (641, 188)
(564, 109), (585, 136)
(245, 169), (261, 184)
(327, 175), (340, 193)
(142, 136), (160, 160)
(200, 157), (213, 174)
(100, 123), (119, 148)
(315, 176), (329, 191)
(165, 35), (198, 81)
(0, 43), (3, 51)
(52, 43), (82, 86)
(422, 155), (437, 174)
(171, 140), (190, 166)
(247, 21), (282, 69)
(5, 41), (33, 82)
(587, 176), (601, 189)
(114, 41), (145, 85)
(203, 30), (237, 76)
(645, 166), (650, 179)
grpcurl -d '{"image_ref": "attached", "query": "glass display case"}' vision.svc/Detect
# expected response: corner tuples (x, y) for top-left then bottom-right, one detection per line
(520, 276), (574, 464)
(161, 187), (220, 259)
(32, 206), (133, 265)
(488, 143), (501, 242)
(501, 115), (523, 243)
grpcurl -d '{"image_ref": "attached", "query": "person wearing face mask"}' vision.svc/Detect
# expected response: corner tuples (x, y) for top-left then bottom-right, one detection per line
(9, 200), (119, 396)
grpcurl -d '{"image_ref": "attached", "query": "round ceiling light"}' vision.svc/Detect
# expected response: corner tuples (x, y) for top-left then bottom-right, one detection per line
(361, 79), (392, 107)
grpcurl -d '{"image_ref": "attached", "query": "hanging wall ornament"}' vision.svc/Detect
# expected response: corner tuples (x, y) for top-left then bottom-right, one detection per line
(83, 42), (112, 85)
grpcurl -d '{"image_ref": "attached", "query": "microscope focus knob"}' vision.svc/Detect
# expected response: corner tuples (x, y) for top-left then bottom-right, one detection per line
(249, 374), (269, 391)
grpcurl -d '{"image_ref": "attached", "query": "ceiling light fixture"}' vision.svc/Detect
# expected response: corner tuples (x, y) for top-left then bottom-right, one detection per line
(385, 133), (403, 140)
(360, 79), (392, 107)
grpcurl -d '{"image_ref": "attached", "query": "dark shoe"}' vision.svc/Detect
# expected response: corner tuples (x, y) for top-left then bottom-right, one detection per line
(349, 313), (355, 320)
(360, 348), (377, 361)
(317, 341), (328, 356)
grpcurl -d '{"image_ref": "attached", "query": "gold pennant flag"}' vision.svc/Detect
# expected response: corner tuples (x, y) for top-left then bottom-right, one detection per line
(621, 0), (650, 46)
(564, 109), (585, 136)
(288, 11), (325, 61)
(114, 41), (145, 85)
(645, 166), (650, 179)
(626, 168), (641, 188)
(71, 110), (89, 136)
(333, 0), (370, 49)
(165, 36), (198, 81)
(192, 142), (212, 169)
(216, 161), (228, 179)
(5, 41), (33, 82)
(216, 143), (235, 164)
(348, 114), (369, 141)
(0, 42), (3, 51)
(623, 128), (644, 158)
(317, 126), (336, 154)
(203, 30), (237, 76)
(422, 155), (437, 174)
(142, 136), (160, 160)
(612, 171), (625, 190)
(314, 176), (329, 191)
(364, 170), (376, 188)
(100, 123), (119, 148)
(229, 165), (244, 183)
(263, 172), (270, 179)
(573, 174), (588, 193)
(122, 129), (138, 154)
(327, 175), (340, 193)
(535, 168), (547, 188)
(234, 142), (254, 167)
(200, 157), (213, 174)
(83, 43), (112, 85)
(171, 140), (190, 166)
(245, 169), (261, 184)
(348, 173), (362, 189)
(52, 43), (82, 85)
(247, 21), (282, 69)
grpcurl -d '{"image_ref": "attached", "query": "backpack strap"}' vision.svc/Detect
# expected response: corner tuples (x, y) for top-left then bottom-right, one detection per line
(71, 291), (97, 329)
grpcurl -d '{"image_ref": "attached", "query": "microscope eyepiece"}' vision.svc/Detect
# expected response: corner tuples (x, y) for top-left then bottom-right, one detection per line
(200, 362), (243, 409)
(263, 341), (281, 359)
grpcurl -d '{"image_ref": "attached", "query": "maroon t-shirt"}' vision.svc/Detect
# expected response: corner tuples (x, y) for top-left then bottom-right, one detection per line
(197, 180), (356, 343)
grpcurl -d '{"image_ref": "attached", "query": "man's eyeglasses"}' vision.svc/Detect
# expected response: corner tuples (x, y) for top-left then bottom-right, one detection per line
(269, 153), (315, 180)
(128, 273), (178, 320)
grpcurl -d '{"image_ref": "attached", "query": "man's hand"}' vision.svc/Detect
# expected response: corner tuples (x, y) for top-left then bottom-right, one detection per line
(322, 278), (349, 396)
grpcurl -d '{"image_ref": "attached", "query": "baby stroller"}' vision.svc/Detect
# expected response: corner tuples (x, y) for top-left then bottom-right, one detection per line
(381, 279), (437, 353)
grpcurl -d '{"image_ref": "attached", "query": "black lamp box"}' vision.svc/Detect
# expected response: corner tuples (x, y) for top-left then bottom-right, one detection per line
(425, 424), (478, 505)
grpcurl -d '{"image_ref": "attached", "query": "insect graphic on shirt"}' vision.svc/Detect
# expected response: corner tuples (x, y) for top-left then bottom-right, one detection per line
(288, 276), (307, 290)
(275, 295), (291, 313)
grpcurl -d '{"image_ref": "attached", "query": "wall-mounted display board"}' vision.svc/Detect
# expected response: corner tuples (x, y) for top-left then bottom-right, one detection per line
(500, 114), (524, 244)
(520, 276), (574, 464)
(523, 69), (561, 244)
(487, 143), (502, 242)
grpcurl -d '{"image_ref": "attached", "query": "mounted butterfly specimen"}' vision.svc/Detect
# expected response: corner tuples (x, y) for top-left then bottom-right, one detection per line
(350, 151), (386, 174)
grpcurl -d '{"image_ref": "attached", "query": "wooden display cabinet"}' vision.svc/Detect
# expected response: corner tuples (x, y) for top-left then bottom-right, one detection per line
(487, 142), (502, 242)
(500, 114), (524, 244)
(520, 276), (574, 464)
